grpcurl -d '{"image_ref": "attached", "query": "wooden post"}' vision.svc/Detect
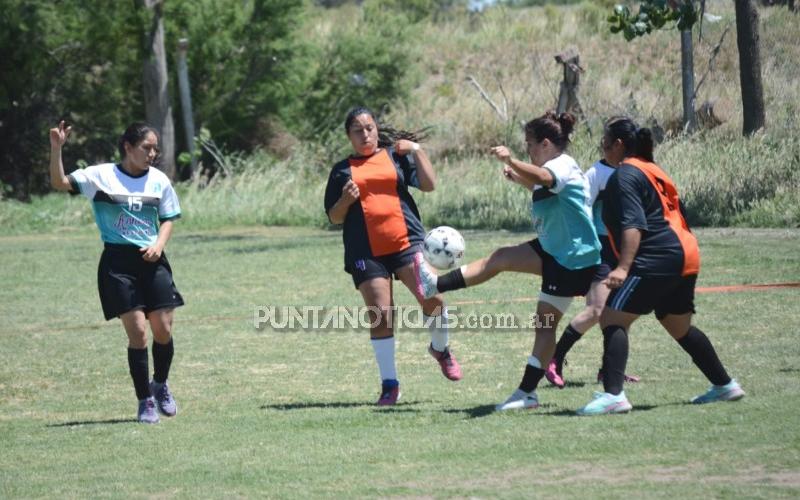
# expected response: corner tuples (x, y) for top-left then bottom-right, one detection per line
(554, 48), (584, 117)
(142, 0), (176, 178)
(680, 29), (697, 133)
(176, 38), (197, 175)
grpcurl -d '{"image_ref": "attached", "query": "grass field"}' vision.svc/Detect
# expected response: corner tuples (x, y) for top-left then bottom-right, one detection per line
(1, 226), (799, 498)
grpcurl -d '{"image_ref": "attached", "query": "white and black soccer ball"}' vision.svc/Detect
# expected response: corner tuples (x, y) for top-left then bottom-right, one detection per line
(423, 226), (465, 270)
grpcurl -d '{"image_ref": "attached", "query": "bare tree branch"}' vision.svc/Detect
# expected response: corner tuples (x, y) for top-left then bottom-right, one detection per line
(466, 75), (508, 122)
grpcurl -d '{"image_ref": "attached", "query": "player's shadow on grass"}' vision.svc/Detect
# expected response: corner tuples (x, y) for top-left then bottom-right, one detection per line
(47, 418), (138, 427)
(229, 241), (311, 255)
(442, 404), (497, 419)
(261, 401), (427, 411)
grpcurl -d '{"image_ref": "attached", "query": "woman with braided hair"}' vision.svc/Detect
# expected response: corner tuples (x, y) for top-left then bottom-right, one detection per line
(324, 106), (462, 406)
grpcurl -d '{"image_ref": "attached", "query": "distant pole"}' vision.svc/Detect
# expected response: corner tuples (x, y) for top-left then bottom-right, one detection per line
(176, 38), (197, 174)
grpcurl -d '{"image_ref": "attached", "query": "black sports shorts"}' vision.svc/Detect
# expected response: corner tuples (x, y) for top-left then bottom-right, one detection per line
(348, 244), (421, 289)
(98, 243), (185, 320)
(606, 274), (697, 319)
(528, 239), (597, 297)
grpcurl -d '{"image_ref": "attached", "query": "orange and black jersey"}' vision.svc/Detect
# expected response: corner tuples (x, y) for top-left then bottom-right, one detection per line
(603, 157), (700, 277)
(324, 147), (425, 272)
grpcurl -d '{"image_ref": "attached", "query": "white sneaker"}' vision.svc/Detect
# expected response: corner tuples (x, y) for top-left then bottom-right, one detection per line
(413, 252), (439, 299)
(495, 388), (539, 411)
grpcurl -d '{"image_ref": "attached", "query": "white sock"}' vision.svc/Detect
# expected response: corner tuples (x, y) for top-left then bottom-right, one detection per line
(425, 307), (449, 352)
(527, 355), (542, 369)
(371, 336), (397, 381)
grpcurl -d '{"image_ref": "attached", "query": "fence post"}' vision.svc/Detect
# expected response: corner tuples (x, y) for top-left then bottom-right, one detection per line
(554, 48), (584, 117)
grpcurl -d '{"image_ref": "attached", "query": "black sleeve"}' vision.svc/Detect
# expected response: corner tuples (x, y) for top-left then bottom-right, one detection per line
(324, 162), (348, 218)
(610, 166), (648, 231)
(390, 148), (419, 189)
(66, 174), (81, 196)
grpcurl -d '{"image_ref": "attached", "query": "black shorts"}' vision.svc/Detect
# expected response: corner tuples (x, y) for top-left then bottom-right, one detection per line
(98, 244), (185, 321)
(592, 235), (619, 282)
(606, 274), (697, 319)
(348, 244), (420, 289)
(529, 239), (597, 297)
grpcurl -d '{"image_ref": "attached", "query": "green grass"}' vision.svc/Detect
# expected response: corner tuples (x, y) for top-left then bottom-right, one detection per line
(1, 226), (799, 497)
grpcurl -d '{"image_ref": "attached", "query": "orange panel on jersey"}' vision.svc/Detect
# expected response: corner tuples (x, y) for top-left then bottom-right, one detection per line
(625, 158), (700, 276)
(349, 149), (410, 257)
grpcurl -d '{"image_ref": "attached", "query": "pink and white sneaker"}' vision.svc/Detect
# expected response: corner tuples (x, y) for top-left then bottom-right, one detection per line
(545, 358), (566, 389)
(428, 344), (462, 381)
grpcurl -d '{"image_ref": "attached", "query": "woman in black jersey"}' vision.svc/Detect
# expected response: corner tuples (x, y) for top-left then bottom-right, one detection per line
(577, 117), (744, 415)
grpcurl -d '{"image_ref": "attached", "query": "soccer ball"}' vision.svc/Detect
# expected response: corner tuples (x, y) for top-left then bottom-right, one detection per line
(423, 226), (465, 270)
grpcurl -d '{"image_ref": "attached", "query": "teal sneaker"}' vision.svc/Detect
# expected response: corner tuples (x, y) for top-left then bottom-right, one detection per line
(576, 391), (632, 416)
(691, 379), (745, 404)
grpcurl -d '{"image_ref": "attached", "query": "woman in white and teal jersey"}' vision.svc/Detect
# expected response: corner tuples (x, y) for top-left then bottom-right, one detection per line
(49, 121), (183, 424)
(416, 111), (601, 411)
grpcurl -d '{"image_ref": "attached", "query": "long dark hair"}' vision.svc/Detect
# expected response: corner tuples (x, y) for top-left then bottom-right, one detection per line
(524, 111), (576, 150)
(118, 122), (158, 159)
(344, 106), (429, 148)
(604, 116), (654, 162)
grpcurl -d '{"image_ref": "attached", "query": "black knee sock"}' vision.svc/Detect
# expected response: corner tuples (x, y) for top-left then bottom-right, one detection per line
(152, 338), (174, 384)
(553, 324), (583, 371)
(676, 326), (731, 386)
(601, 326), (629, 395)
(519, 362), (545, 393)
(127, 347), (151, 400)
(437, 268), (466, 293)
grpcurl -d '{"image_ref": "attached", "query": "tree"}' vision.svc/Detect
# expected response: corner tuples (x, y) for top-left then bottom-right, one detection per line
(140, 0), (176, 178)
(608, 1), (767, 136)
(734, 0), (766, 135)
(608, 1), (699, 132)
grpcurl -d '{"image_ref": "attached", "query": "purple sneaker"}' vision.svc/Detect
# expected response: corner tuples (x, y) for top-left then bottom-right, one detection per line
(138, 397), (160, 424)
(377, 381), (401, 406)
(150, 380), (177, 417)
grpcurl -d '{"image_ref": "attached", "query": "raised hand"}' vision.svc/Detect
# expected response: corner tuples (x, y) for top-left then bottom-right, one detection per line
(490, 145), (512, 164)
(49, 121), (72, 149)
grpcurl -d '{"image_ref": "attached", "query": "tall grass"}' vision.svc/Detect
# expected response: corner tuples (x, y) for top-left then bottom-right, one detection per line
(2, 1), (798, 233)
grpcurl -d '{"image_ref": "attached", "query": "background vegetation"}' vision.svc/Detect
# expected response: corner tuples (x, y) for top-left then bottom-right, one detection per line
(1, 0), (798, 230)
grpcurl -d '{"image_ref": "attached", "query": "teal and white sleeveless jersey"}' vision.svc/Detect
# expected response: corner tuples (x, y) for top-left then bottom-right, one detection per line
(68, 163), (181, 247)
(531, 153), (601, 270)
(585, 159), (616, 236)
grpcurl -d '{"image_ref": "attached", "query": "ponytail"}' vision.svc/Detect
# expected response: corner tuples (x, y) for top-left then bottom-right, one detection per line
(635, 127), (654, 162)
(344, 106), (429, 148)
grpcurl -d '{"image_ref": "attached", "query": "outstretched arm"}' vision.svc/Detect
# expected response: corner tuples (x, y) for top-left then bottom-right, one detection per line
(49, 121), (73, 192)
(490, 145), (554, 188)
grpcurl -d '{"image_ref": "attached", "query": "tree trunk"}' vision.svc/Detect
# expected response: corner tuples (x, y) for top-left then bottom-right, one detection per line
(680, 29), (697, 133)
(141, 0), (176, 178)
(176, 38), (197, 177)
(735, 0), (766, 135)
